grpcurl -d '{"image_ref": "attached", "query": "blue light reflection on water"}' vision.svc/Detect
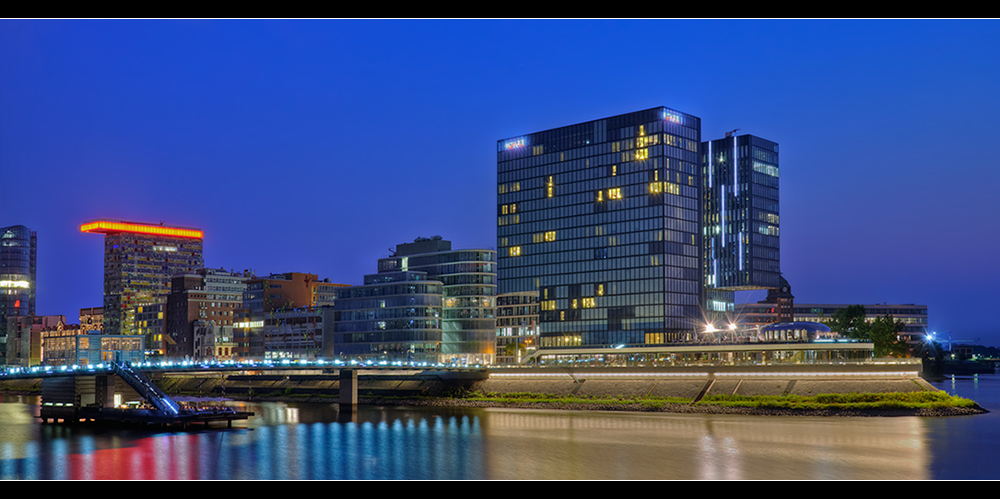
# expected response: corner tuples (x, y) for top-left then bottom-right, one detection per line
(185, 410), (485, 480)
(2, 381), (1000, 480)
(927, 373), (1000, 480)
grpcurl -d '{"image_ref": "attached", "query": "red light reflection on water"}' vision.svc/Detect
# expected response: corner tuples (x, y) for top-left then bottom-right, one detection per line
(66, 433), (201, 480)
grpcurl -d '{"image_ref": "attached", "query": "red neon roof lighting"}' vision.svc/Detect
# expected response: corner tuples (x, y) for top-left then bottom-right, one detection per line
(80, 220), (203, 239)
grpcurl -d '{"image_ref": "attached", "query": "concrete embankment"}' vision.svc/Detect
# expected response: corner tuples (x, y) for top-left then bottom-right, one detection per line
(4, 363), (985, 416)
(1, 364), (940, 401)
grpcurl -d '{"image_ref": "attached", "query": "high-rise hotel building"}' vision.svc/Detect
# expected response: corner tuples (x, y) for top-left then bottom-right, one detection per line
(497, 107), (704, 347)
(701, 133), (780, 320)
(81, 220), (204, 336)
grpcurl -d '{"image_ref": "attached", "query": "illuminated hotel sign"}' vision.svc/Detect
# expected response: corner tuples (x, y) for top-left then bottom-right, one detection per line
(501, 137), (526, 151)
(80, 220), (203, 239)
(0, 280), (30, 288)
(663, 110), (683, 125)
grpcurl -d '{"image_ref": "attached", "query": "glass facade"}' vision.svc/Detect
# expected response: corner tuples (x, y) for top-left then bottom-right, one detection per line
(702, 134), (780, 291)
(497, 107), (703, 347)
(378, 238), (497, 365)
(495, 291), (539, 365)
(1, 225), (36, 363)
(43, 332), (144, 366)
(329, 271), (443, 363)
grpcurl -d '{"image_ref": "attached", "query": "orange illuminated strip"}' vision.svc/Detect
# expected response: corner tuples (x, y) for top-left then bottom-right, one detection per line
(80, 221), (203, 239)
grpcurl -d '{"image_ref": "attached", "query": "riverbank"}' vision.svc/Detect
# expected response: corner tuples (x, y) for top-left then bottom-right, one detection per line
(208, 391), (988, 417)
(2, 364), (988, 417)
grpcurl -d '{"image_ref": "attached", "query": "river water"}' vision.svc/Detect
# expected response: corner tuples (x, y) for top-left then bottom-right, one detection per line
(0, 375), (997, 480)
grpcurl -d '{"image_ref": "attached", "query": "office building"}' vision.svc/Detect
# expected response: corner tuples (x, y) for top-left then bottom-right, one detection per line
(80, 219), (204, 336)
(1, 225), (37, 363)
(6, 315), (63, 367)
(262, 307), (326, 360)
(495, 291), (539, 365)
(238, 272), (346, 359)
(328, 271), (443, 363)
(134, 302), (165, 356)
(164, 268), (249, 360)
(497, 107), (703, 347)
(701, 133), (780, 321)
(378, 237), (496, 365)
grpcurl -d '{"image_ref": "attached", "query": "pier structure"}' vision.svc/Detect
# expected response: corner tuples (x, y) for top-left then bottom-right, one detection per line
(37, 361), (252, 427)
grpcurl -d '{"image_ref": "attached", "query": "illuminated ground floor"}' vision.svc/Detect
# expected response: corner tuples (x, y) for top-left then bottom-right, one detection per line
(524, 342), (878, 368)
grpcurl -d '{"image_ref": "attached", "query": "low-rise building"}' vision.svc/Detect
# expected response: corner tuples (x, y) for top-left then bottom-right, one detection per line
(41, 321), (144, 366)
(327, 271), (443, 363)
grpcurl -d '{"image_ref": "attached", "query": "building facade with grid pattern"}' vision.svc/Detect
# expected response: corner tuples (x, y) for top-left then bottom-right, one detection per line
(497, 107), (704, 347)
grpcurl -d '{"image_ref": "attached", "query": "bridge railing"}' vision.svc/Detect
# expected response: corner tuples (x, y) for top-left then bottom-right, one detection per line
(111, 361), (180, 415)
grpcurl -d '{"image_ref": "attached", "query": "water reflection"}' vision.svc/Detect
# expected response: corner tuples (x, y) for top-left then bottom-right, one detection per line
(478, 410), (929, 480)
(0, 398), (938, 479)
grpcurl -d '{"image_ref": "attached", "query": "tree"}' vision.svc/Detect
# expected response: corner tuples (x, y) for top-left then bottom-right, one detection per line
(824, 305), (870, 340)
(869, 314), (910, 358)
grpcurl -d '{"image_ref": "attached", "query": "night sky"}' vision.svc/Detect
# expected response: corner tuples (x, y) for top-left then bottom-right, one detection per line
(2, 20), (998, 347)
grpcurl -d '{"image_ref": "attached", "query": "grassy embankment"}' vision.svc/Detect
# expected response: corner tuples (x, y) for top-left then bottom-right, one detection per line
(697, 391), (980, 410)
(462, 391), (981, 411)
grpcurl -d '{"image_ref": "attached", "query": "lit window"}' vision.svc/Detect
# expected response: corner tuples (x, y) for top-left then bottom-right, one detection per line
(608, 188), (622, 200)
(544, 231), (556, 242)
(509, 246), (522, 257)
(582, 297), (596, 308)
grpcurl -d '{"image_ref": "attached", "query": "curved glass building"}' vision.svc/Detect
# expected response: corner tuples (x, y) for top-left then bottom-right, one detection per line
(378, 237), (497, 365)
(328, 271), (443, 363)
(1, 225), (37, 364)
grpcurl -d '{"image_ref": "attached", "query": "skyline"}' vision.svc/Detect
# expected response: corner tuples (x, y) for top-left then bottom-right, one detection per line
(2, 20), (998, 346)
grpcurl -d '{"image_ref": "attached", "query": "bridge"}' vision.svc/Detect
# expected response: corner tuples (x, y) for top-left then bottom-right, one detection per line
(1, 354), (930, 425)
(1, 359), (488, 426)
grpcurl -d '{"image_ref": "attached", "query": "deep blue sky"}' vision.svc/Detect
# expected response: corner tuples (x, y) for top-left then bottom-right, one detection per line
(2, 20), (998, 346)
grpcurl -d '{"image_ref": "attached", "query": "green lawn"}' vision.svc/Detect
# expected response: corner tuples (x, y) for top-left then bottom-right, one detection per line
(696, 392), (979, 410)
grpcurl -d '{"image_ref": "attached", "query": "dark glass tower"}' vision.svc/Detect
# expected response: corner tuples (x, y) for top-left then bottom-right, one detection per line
(497, 107), (703, 347)
(701, 133), (780, 321)
(1, 225), (37, 363)
(702, 133), (780, 290)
